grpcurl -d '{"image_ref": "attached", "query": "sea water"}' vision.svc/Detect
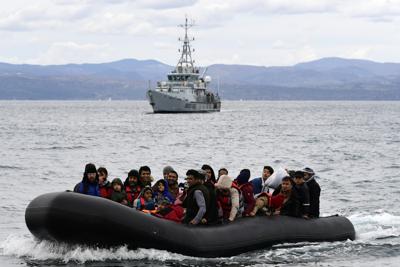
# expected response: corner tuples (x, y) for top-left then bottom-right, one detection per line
(0, 101), (399, 266)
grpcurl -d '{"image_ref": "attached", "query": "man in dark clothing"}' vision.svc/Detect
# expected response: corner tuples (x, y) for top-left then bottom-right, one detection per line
(200, 168), (219, 225)
(74, 163), (100, 196)
(302, 167), (321, 218)
(293, 171), (310, 218)
(182, 169), (210, 225)
(277, 176), (300, 217)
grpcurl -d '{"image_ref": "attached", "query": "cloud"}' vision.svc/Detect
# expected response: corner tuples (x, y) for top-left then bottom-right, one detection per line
(27, 42), (112, 65)
(0, 4), (93, 31)
(134, 0), (198, 10)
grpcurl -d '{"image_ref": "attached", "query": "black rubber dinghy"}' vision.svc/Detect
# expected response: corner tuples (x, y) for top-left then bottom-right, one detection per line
(25, 192), (356, 257)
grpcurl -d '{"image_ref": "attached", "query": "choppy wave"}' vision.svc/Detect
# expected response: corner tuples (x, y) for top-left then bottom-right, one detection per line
(0, 235), (194, 264)
(1, 211), (400, 265)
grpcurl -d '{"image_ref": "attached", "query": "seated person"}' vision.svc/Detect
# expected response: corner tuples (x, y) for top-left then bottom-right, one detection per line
(152, 179), (175, 205)
(134, 186), (156, 212)
(166, 170), (180, 200)
(154, 200), (184, 223)
(251, 166), (274, 195)
(235, 169), (255, 217)
(182, 169), (210, 225)
(98, 167), (112, 199)
(124, 169), (142, 207)
(215, 175), (240, 223)
(74, 163), (100, 196)
(275, 176), (300, 217)
(110, 178), (128, 205)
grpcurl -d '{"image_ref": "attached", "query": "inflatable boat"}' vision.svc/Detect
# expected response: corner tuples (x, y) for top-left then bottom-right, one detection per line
(25, 192), (356, 257)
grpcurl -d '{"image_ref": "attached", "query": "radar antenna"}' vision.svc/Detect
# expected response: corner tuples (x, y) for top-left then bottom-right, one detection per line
(176, 16), (196, 73)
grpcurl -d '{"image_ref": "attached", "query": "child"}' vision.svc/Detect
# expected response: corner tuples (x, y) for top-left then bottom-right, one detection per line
(124, 169), (142, 207)
(134, 186), (156, 212)
(110, 178), (128, 205)
(152, 179), (174, 205)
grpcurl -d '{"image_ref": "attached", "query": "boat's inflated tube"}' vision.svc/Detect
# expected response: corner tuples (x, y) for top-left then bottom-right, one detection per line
(25, 192), (355, 257)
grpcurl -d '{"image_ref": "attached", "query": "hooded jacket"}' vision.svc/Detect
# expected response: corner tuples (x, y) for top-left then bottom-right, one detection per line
(215, 175), (240, 221)
(152, 179), (175, 205)
(74, 167), (100, 197)
(235, 169), (255, 216)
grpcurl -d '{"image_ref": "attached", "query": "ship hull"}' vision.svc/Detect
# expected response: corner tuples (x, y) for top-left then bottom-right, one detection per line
(147, 90), (221, 113)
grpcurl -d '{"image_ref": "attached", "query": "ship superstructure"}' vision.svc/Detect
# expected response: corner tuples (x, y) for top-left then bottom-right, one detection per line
(147, 18), (221, 113)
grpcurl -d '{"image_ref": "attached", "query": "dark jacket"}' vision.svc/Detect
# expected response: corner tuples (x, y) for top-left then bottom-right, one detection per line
(306, 177), (321, 218)
(110, 190), (127, 204)
(183, 183), (210, 224)
(294, 183), (310, 216)
(203, 181), (219, 224)
(280, 191), (300, 217)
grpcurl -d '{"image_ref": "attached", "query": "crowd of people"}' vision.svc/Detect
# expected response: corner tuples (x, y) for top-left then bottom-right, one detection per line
(73, 163), (321, 225)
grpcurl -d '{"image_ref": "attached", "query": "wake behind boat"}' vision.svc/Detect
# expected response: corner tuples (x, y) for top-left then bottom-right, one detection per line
(25, 192), (355, 258)
(146, 18), (221, 113)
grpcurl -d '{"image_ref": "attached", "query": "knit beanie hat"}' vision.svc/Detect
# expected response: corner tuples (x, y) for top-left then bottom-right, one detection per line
(236, 169), (251, 185)
(84, 163), (97, 174)
(163, 166), (175, 175)
(128, 169), (140, 179)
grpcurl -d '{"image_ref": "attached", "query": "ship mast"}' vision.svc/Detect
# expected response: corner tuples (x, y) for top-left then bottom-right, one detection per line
(176, 17), (196, 73)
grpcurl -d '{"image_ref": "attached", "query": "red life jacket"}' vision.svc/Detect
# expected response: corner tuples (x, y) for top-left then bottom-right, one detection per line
(125, 184), (142, 205)
(99, 185), (112, 199)
(217, 194), (231, 219)
(217, 184), (241, 219)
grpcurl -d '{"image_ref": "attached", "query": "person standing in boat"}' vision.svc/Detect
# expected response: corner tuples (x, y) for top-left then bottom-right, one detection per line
(201, 165), (219, 224)
(139, 166), (153, 187)
(124, 169), (142, 207)
(293, 171), (310, 218)
(182, 169), (210, 225)
(215, 175), (240, 223)
(73, 163), (100, 196)
(251, 166), (274, 195)
(98, 167), (112, 199)
(235, 169), (255, 217)
(302, 167), (321, 218)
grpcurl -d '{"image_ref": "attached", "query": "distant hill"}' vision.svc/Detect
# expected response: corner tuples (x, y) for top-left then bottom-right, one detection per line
(0, 57), (399, 100)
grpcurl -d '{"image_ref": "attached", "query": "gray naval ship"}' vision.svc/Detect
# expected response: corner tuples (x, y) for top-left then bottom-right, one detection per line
(147, 18), (221, 113)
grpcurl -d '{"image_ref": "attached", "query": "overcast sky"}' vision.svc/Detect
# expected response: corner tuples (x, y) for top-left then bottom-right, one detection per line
(1, 0), (399, 67)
